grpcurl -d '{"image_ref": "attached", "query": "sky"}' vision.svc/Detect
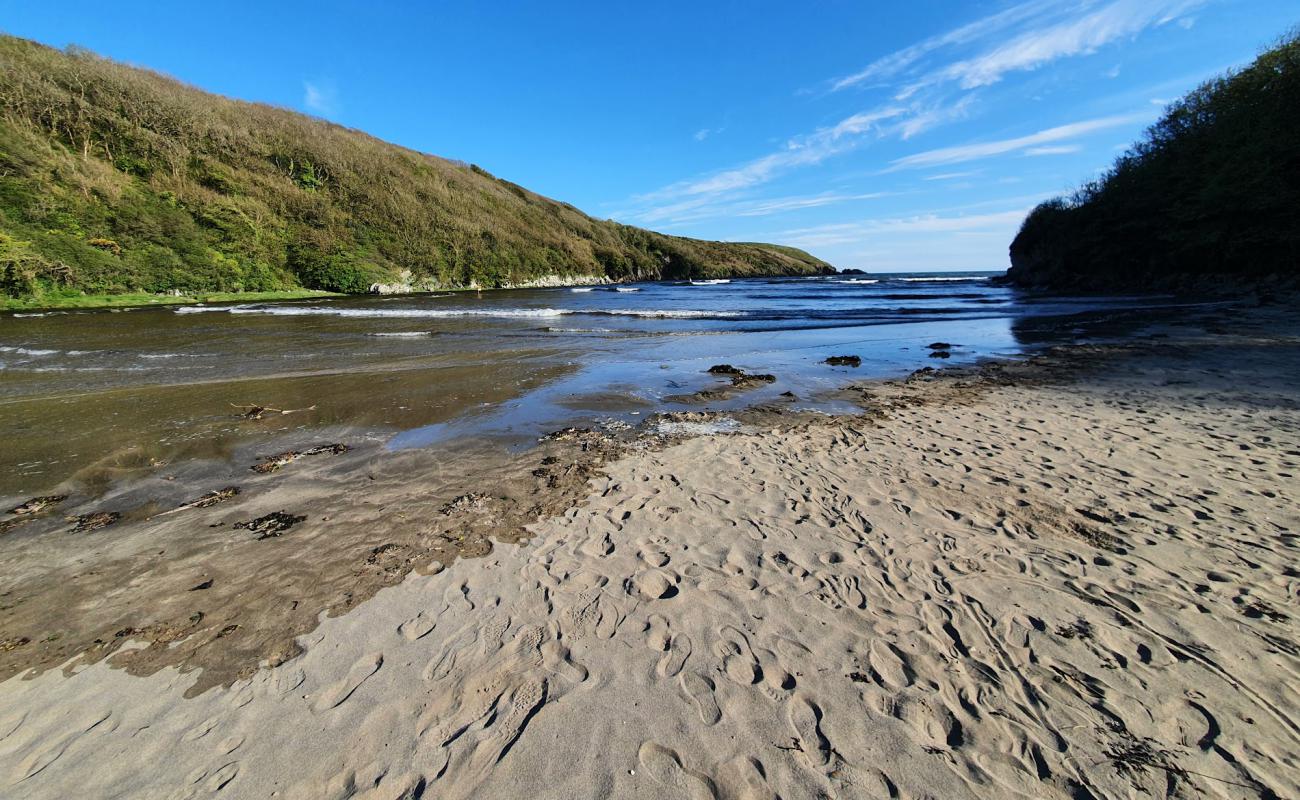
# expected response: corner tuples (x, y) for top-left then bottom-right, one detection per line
(3, 1), (1296, 271)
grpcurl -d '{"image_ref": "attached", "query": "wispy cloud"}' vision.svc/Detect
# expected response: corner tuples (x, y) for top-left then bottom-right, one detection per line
(889, 112), (1150, 169)
(776, 209), (1032, 249)
(1024, 144), (1082, 156)
(693, 127), (722, 142)
(628, 106), (908, 208)
(303, 80), (339, 115)
(835, 0), (1206, 97)
(830, 0), (1054, 91)
(906, 0), (1206, 95)
(621, 190), (895, 227)
(923, 170), (981, 181)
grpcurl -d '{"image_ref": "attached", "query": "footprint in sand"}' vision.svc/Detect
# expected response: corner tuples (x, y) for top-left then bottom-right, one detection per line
(645, 613), (671, 651)
(205, 761), (240, 792)
(541, 640), (589, 684)
(312, 652), (384, 712)
(638, 741), (717, 800)
(717, 756), (776, 800)
(638, 540), (671, 567)
(397, 611), (436, 641)
(581, 530), (615, 557)
(443, 582), (474, 613)
(0, 710), (26, 742)
(12, 708), (114, 783)
(680, 670), (722, 725)
(633, 569), (678, 600)
(868, 639), (913, 688)
(659, 634), (692, 678)
(182, 714), (223, 743)
(787, 695), (831, 770)
(714, 626), (761, 685)
(272, 666), (307, 697)
(422, 625), (479, 683)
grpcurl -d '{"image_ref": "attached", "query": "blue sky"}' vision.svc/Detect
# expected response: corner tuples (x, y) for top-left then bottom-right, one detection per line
(4, 1), (1296, 271)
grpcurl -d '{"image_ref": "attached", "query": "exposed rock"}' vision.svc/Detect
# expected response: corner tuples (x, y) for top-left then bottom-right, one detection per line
(927, 342), (952, 350)
(824, 355), (861, 367)
(68, 511), (120, 532)
(731, 373), (776, 388)
(706, 364), (743, 375)
(7, 495), (67, 516)
(235, 511), (307, 539)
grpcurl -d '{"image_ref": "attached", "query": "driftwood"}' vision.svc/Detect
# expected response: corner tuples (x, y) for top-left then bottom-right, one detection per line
(230, 403), (318, 420)
(153, 487), (241, 518)
(250, 443), (350, 474)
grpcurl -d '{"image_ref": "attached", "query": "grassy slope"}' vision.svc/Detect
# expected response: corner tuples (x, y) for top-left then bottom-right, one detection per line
(0, 36), (830, 304)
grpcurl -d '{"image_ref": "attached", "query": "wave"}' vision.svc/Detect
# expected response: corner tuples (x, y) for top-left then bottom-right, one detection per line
(612, 287), (641, 292)
(0, 346), (58, 356)
(896, 276), (990, 282)
(226, 305), (570, 319)
(599, 309), (741, 318)
(689, 279), (731, 285)
(170, 304), (746, 321)
(570, 287), (594, 293)
(835, 279), (879, 284)
(370, 331), (432, 337)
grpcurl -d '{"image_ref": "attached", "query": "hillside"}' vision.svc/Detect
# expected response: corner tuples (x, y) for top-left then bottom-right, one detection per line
(1006, 31), (1299, 291)
(0, 36), (830, 302)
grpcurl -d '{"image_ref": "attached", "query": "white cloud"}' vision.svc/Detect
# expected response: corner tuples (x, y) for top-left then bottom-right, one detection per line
(627, 106), (908, 208)
(923, 170), (981, 181)
(830, 0), (1054, 91)
(621, 190), (895, 226)
(303, 80), (338, 115)
(889, 112), (1150, 169)
(777, 209), (1031, 249)
(1024, 144), (1082, 155)
(917, 1), (1206, 92)
(694, 127), (724, 141)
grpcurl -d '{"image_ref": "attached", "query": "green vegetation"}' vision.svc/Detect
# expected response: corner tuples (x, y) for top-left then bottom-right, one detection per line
(0, 288), (339, 312)
(0, 36), (830, 305)
(1007, 31), (1300, 290)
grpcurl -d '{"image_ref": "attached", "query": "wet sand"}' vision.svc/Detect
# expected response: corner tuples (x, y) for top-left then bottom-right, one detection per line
(1, 299), (1298, 798)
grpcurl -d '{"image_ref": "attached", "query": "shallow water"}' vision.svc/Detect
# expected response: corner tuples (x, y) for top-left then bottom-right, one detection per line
(0, 272), (1212, 496)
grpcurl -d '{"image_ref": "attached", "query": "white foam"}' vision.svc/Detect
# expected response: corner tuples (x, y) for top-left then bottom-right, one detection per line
(689, 279), (731, 285)
(835, 279), (879, 284)
(0, 346), (57, 356)
(897, 276), (989, 282)
(224, 305), (571, 319)
(171, 304), (231, 314)
(570, 287), (595, 293)
(656, 417), (741, 436)
(370, 331), (432, 337)
(174, 304), (739, 321)
(613, 287), (640, 292)
(602, 309), (742, 319)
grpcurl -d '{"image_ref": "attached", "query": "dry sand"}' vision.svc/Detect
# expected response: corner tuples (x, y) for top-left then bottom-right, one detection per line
(1, 309), (1299, 799)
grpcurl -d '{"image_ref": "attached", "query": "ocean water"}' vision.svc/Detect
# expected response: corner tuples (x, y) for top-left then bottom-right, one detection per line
(0, 272), (1214, 494)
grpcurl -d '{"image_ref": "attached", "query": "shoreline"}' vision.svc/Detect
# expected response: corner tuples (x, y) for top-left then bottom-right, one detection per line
(0, 297), (1297, 797)
(0, 288), (343, 313)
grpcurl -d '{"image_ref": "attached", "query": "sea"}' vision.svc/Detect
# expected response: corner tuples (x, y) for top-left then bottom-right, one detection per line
(0, 271), (1218, 495)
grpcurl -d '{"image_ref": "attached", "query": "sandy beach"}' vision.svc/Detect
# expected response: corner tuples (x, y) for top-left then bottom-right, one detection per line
(1, 300), (1298, 799)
